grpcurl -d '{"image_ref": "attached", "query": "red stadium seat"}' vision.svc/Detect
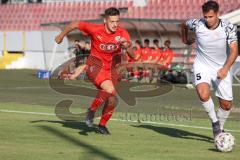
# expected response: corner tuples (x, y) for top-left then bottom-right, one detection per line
(0, 0), (240, 31)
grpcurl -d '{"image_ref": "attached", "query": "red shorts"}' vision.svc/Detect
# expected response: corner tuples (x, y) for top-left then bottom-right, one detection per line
(86, 56), (120, 88)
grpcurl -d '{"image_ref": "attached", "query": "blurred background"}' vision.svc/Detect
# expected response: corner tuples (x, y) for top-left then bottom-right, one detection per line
(0, 0), (239, 84)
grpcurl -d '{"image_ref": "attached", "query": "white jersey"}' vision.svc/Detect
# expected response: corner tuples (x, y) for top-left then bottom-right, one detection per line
(186, 18), (238, 70)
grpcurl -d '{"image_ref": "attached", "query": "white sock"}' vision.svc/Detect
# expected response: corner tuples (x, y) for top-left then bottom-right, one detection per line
(217, 107), (230, 130)
(201, 98), (218, 123)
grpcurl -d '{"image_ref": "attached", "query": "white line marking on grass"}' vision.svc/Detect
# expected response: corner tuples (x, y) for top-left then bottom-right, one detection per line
(0, 86), (74, 90)
(0, 109), (56, 116)
(0, 109), (240, 133)
(0, 86), (95, 90)
(0, 86), (49, 90)
(109, 118), (240, 133)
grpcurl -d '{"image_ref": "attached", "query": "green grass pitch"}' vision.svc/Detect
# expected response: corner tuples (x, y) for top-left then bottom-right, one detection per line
(0, 69), (239, 160)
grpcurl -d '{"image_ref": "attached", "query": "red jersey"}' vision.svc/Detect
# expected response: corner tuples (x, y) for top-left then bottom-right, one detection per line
(141, 47), (151, 62)
(151, 48), (161, 60)
(133, 48), (142, 62)
(78, 22), (131, 70)
(162, 49), (174, 65)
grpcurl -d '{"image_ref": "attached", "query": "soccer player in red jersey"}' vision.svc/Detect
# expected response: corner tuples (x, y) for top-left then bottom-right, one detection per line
(160, 40), (174, 69)
(150, 39), (162, 62)
(55, 7), (135, 134)
(133, 40), (142, 62)
(150, 39), (162, 83)
(141, 39), (152, 62)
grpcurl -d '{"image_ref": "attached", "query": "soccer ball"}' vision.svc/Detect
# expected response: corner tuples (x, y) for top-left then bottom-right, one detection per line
(214, 132), (235, 152)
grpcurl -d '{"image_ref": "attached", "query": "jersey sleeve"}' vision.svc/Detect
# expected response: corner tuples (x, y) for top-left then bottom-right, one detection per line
(78, 22), (98, 35)
(186, 19), (198, 31)
(226, 23), (238, 45)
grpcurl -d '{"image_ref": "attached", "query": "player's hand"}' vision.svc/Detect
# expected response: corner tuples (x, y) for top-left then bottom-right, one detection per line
(69, 69), (83, 80)
(183, 38), (195, 45)
(69, 73), (77, 80)
(55, 34), (64, 44)
(217, 67), (228, 80)
(59, 72), (72, 80)
(120, 38), (131, 49)
(69, 65), (87, 80)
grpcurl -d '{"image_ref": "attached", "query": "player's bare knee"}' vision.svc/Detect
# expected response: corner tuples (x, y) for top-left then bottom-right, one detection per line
(220, 100), (232, 111)
(199, 93), (210, 102)
(108, 96), (118, 107)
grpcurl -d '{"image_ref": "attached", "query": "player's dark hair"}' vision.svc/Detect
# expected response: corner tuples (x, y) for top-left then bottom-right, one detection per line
(135, 40), (142, 47)
(104, 7), (120, 16)
(144, 39), (150, 44)
(135, 40), (141, 44)
(164, 40), (171, 45)
(153, 39), (159, 44)
(202, 0), (219, 13)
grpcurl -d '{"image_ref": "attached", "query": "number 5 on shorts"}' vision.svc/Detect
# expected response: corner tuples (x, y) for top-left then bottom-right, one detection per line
(196, 73), (201, 80)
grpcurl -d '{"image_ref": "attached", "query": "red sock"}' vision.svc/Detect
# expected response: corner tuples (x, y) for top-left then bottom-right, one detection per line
(90, 98), (104, 112)
(99, 105), (115, 126)
(90, 90), (115, 112)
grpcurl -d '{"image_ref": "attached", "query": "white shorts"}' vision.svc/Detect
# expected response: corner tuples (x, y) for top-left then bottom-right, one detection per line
(193, 63), (233, 101)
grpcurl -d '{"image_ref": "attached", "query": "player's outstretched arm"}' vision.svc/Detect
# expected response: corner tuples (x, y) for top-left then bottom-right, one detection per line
(69, 64), (87, 80)
(55, 21), (79, 44)
(119, 38), (136, 60)
(181, 22), (189, 44)
(126, 47), (136, 60)
(181, 22), (195, 45)
(224, 41), (238, 70)
(217, 41), (238, 79)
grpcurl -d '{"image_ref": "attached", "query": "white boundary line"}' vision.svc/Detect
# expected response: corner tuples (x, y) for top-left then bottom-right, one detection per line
(1, 109), (240, 133)
(0, 86), (76, 90)
(0, 109), (56, 116)
(109, 118), (240, 133)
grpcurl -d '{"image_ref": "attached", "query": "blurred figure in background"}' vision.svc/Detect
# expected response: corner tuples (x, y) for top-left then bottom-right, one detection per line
(150, 39), (162, 83)
(160, 40), (174, 69)
(141, 39), (151, 62)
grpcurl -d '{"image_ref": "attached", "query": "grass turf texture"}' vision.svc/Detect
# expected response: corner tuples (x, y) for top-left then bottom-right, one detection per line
(0, 69), (239, 160)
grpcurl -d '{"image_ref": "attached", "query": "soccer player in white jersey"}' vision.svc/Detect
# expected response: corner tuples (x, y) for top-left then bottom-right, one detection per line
(181, 0), (238, 138)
